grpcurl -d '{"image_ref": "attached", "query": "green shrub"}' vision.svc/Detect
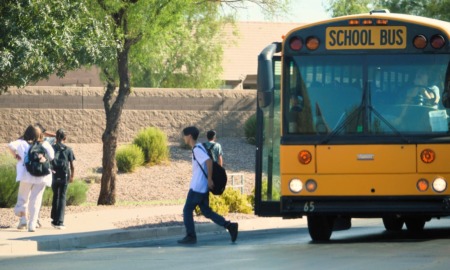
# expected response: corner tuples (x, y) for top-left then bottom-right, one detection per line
(222, 188), (252, 214)
(133, 127), (169, 165)
(195, 188), (252, 216)
(0, 154), (19, 208)
(42, 180), (89, 207)
(244, 114), (257, 145)
(249, 180), (281, 208)
(66, 181), (89, 205)
(116, 144), (145, 172)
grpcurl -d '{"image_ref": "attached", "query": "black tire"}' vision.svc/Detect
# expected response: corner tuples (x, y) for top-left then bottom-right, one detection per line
(382, 217), (404, 231)
(405, 218), (426, 232)
(307, 216), (333, 242)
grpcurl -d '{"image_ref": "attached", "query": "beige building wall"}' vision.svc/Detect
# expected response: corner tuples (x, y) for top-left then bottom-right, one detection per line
(0, 87), (256, 143)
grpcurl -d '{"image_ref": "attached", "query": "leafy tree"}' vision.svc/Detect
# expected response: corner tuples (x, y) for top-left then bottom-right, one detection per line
(0, 0), (114, 94)
(0, 0), (289, 205)
(324, 0), (375, 17)
(94, 0), (290, 205)
(326, 0), (450, 21)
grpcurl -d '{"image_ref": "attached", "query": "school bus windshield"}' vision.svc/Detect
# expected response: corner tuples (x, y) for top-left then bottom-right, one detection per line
(285, 54), (450, 136)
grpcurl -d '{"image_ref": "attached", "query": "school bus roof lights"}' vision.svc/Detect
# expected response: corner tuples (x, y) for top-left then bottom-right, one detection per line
(362, 19), (373, 25)
(289, 36), (303, 51)
(306, 37), (320, 51)
(413, 35), (428, 49)
(431, 35), (446, 49)
(289, 178), (303, 193)
(376, 19), (389, 25)
(348, 19), (360, 25)
(416, 179), (429, 192)
(432, 177), (447, 193)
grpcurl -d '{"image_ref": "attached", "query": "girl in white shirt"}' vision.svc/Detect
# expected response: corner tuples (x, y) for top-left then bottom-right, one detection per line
(8, 125), (54, 232)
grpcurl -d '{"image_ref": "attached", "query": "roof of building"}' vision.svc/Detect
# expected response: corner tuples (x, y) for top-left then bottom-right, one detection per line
(222, 21), (303, 81)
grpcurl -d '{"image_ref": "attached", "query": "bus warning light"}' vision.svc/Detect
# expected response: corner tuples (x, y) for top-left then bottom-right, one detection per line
(420, 149), (435, 163)
(298, 150), (312, 164)
(306, 37), (320, 50)
(348, 19), (360, 25)
(413, 35), (427, 49)
(305, 179), (317, 192)
(362, 19), (373, 25)
(289, 37), (303, 51)
(417, 179), (429, 192)
(431, 35), (445, 49)
(376, 19), (389, 25)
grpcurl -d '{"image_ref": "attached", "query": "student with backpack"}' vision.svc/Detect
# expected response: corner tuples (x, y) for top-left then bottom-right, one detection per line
(178, 126), (237, 244)
(8, 124), (54, 232)
(51, 129), (75, 230)
(204, 130), (224, 166)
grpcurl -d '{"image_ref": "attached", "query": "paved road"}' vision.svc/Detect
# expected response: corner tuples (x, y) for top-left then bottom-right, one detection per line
(2, 218), (450, 270)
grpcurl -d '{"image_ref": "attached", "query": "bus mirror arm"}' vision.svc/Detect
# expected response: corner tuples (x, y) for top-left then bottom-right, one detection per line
(257, 43), (281, 108)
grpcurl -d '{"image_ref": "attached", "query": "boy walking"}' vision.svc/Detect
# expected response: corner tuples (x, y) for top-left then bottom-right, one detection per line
(51, 129), (75, 229)
(204, 130), (223, 166)
(178, 126), (238, 244)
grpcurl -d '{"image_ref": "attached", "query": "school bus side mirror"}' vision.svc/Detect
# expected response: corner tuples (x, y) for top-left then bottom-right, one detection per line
(257, 43), (281, 108)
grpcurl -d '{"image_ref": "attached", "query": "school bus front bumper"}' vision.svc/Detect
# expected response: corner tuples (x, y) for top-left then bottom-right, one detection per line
(281, 196), (450, 217)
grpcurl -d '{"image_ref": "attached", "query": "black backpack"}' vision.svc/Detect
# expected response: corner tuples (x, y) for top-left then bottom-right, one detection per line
(52, 143), (70, 181)
(193, 144), (227, 195)
(25, 142), (51, 177)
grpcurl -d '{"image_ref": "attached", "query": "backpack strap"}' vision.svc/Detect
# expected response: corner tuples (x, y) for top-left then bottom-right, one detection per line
(192, 145), (208, 179)
(202, 142), (215, 160)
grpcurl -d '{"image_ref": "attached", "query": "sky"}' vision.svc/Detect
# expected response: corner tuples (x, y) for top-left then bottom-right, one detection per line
(232, 0), (331, 23)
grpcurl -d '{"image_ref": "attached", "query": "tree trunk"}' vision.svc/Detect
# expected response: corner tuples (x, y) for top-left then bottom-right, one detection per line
(97, 45), (132, 205)
(97, 4), (142, 205)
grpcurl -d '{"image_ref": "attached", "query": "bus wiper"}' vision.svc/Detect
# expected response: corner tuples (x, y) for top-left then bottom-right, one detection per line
(321, 83), (410, 144)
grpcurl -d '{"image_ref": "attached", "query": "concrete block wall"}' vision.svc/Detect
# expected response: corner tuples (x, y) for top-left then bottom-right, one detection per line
(0, 87), (256, 143)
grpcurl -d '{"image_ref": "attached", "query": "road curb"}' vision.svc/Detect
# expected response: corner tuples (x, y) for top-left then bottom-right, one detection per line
(2, 223), (222, 253)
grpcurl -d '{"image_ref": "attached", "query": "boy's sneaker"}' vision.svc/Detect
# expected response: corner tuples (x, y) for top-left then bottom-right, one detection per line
(177, 235), (197, 244)
(227, 222), (238, 243)
(17, 217), (27, 230)
(52, 224), (66, 230)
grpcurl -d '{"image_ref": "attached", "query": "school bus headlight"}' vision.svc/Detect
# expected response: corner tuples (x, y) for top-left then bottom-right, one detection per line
(306, 37), (320, 50)
(413, 35), (427, 49)
(298, 150), (312, 165)
(289, 36), (303, 51)
(305, 179), (317, 192)
(432, 177), (447, 193)
(416, 179), (429, 192)
(420, 149), (435, 164)
(289, 179), (303, 193)
(431, 35), (445, 49)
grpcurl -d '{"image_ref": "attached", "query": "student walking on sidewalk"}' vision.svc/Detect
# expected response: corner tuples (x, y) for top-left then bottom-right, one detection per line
(51, 129), (76, 229)
(178, 126), (238, 244)
(8, 125), (54, 232)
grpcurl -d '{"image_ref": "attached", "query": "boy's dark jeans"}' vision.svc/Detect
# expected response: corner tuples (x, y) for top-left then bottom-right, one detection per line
(51, 177), (68, 225)
(183, 189), (227, 237)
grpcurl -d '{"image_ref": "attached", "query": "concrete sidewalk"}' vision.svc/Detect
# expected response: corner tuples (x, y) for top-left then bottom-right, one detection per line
(0, 205), (307, 257)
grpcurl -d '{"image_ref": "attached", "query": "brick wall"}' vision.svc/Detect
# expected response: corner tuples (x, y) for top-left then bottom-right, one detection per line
(0, 87), (256, 143)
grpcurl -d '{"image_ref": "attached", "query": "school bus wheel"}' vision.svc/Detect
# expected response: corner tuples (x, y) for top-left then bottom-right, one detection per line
(404, 217), (426, 232)
(307, 215), (333, 241)
(382, 216), (404, 231)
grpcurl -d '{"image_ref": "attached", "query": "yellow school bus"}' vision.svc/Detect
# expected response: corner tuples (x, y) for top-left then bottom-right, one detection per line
(255, 11), (450, 241)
